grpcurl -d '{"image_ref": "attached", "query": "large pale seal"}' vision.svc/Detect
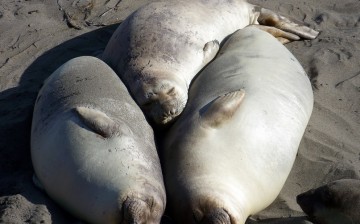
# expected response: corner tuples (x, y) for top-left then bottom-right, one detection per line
(31, 56), (166, 224)
(297, 179), (360, 224)
(102, 0), (319, 125)
(162, 27), (314, 224)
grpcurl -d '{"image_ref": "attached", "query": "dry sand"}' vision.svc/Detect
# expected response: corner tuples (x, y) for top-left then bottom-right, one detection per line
(0, 0), (359, 223)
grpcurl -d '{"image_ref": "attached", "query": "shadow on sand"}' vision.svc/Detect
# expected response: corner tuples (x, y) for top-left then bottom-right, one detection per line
(0, 24), (118, 223)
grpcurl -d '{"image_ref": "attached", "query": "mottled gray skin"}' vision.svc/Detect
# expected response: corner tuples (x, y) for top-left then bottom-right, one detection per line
(102, 0), (318, 126)
(31, 56), (166, 224)
(163, 27), (314, 224)
(297, 179), (360, 224)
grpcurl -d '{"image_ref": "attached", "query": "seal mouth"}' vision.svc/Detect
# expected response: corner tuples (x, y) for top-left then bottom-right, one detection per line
(135, 78), (188, 126)
(141, 101), (183, 126)
(121, 197), (164, 224)
(197, 208), (231, 224)
(157, 98), (186, 126)
(160, 111), (180, 126)
(147, 92), (187, 126)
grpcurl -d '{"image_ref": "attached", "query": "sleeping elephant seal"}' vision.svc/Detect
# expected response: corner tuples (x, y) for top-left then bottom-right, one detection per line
(31, 56), (166, 224)
(162, 27), (314, 224)
(297, 179), (360, 224)
(102, 0), (319, 126)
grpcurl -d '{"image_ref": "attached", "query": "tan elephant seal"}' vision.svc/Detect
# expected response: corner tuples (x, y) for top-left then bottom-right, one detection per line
(162, 27), (314, 224)
(102, 0), (319, 126)
(297, 179), (360, 224)
(31, 56), (166, 224)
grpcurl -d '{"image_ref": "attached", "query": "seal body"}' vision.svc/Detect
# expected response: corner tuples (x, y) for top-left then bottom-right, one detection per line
(162, 27), (314, 224)
(102, 0), (318, 125)
(297, 179), (360, 224)
(31, 56), (166, 224)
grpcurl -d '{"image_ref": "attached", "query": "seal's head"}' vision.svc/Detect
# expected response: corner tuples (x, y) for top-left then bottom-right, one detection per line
(297, 179), (360, 224)
(129, 73), (188, 126)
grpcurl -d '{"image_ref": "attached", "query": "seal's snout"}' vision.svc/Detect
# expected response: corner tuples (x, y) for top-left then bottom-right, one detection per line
(199, 208), (231, 224)
(122, 198), (150, 224)
(142, 86), (186, 126)
(121, 190), (165, 224)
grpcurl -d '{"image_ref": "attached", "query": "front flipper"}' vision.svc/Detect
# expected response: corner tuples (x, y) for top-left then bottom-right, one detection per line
(203, 40), (220, 65)
(74, 106), (119, 138)
(256, 7), (319, 41)
(200, 89), (245, 128)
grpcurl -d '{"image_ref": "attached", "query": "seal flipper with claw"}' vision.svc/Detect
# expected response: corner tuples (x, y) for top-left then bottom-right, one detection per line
(250, 4), (319, 44)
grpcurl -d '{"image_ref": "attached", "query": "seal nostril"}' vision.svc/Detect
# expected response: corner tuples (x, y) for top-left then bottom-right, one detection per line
(200, 209), (231, 224)
(122, 198), (149, 224)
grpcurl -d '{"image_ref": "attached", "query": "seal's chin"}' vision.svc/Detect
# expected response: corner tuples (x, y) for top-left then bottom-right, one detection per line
(159, 112), (180, 126)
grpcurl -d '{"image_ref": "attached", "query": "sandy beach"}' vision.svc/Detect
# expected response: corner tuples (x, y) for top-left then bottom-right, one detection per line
(0, 0), (359, 223)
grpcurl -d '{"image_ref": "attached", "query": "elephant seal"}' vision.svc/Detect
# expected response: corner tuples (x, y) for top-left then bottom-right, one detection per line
(102, 0), (319, 125)
(31, 56), (166, 224)
(297, 179), (360, 224)
(162, 27), (314, 224)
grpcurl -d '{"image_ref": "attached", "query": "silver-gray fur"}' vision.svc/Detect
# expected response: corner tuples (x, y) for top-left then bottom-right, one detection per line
(102, 0), (318, 126)
(163, 27), (314, 224)
(297, 179), (360, 224)
(31, 56), (166, 224)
